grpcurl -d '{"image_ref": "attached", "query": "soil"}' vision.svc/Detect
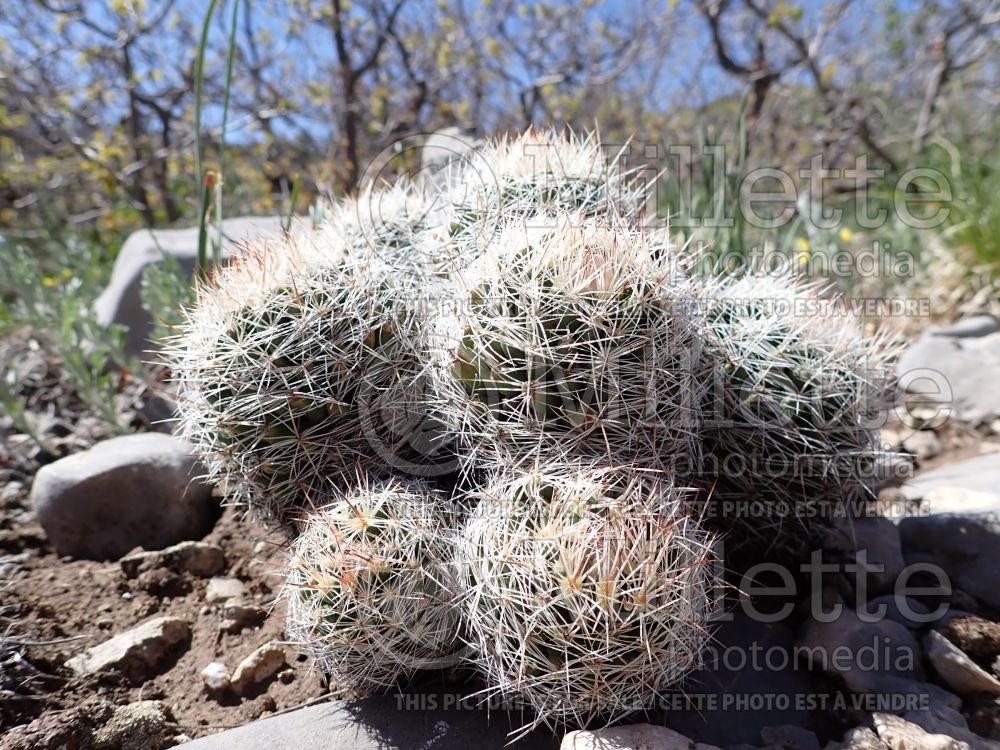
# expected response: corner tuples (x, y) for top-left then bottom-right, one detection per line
(1, 496), (329, 745)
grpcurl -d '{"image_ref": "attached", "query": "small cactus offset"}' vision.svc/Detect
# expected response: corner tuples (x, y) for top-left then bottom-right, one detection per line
(281, 474), (461, 689)
(457, 465), (719, 735)
(430, 214), (705, 471)
(693, 271), (896, 558)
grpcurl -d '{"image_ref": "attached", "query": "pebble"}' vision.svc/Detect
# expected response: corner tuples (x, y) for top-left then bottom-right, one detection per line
(65, 616), (190, 681)
(924, 630), (1000, 696)
(231, 642), (287, 696)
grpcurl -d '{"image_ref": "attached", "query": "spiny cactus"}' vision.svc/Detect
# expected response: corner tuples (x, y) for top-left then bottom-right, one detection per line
(437, 129), (647, 273)
(693, 271), (897, 560)
(165, 228), (449, 521)
(457, 464), (719, 736)
(430, 215), (705, 471)
(281, 475), (461, 690)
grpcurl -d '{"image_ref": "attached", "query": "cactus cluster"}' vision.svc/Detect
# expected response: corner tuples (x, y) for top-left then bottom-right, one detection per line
(166, 128), (894, 737)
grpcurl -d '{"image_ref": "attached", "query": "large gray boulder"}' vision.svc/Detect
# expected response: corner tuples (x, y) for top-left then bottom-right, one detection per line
(30, 432), (216, 560)
(902, 452), (1000, 523)
(94, 216), (310, 357)
(178, 696), (559, 749)
(896, 315), (1000, 423)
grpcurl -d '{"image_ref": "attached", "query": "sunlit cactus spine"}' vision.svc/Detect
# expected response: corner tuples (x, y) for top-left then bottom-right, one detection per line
(165, 211), (449, 521)
(457, 464), (719, 736)
(430, 214), (705, 472)
(281, 475), (461, 690)
(693, 270), (897, 560)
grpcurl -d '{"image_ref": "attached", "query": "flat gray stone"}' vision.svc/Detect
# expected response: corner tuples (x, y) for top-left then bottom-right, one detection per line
(30, 433), (216, 560)
(66, 616), (190, 681)
(561, 723), (720, 749)
(120, 541), (225, 578)
(924, 631), (1000, 697)
(798, 607), (923, 694)
(896, 318), (1000, 423)
(659, 610), (815, 747)
(177, 697), (560, 749)
(903, 453), (1000, 523)
(94, 216), (310, 356)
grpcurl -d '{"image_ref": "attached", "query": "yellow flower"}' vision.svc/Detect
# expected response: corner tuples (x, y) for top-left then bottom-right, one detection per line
(41, 276), (59, 288)
(839, 227), (854, 244)
(794, 237), (810, 265)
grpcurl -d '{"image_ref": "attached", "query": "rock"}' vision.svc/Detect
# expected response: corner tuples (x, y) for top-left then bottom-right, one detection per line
(661, 610), (815, 747)
(862, 595), (931, 630)
(946, 616), (1000, 659)
(92, 700), (174, 750)
(900, 516), (1000, 611)
(121, 540), (225, 578)
(896, 317), (1000, 423)
(798, 607), (922, 693)
(30, 433), (216, 560)
(925, 631), (1000, 696)
(205, 577), (246, 604)
(825, 518), (905, 594)
(66, 616), (190, 681)
(201, 661), (231, 692)
(873, 712), (972, 750)
(418, 127), (484, 188)
(3, 703), (113, 749)
(219, 600), (267, 633)
(902, 707), (1000, 749)
(176, 697), (559, 749)
(902, 430), (942, 461)
(930, 316), (1000, 339)
(902, 453), (1000, 523)
(838, 727), (889, 749)
(231, 642), (287, 696)
(94, 216), (311, 356)
(966, 696), (1000, 742)
(760, 725), (821, 750)
(561, 723), (720, 749)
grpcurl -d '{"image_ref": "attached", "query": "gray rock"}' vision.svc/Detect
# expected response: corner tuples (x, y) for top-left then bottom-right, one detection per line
(66, 616), (190, 681)
(929, 317), (1000, 339)
(760, 725), (820, 750)
(94, 216), (311, 356)
(838, 726), (889, 749)
(201, 661), (231, 693)
(418, 127), (484, 189)
(92, 700), (174, 750)
(176, 697), (560, 749)
(219, 600), (267, 633)
(121, 540), (225, 578)
(873, 712), (971, 750)
(896, 318), (1000, 423)
(231, 641), (287, 696)
(862, 595), (931, 630)
(798, 607), (922, 694)
(901, 708), (1000, 750)
(902, 430), (942, 461)
(661, 610), (815, 747)
(924, 631), (1000, 696)
(899, 512), (1000, 610)
(30, 433), (216, 560)
(561, 723), (720, 749)
(825, 518), (905, 594)
(902, 453), (1000, 523)
(205, 577), (246, 604)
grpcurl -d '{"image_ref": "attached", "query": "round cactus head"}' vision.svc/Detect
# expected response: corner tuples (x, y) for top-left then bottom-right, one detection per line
(432, 215), (704, 472)
(693, 270), (897, 564)
(281, 475), (461, 690)
(166, 222), (455, 521)
(457, 464), (719, 735)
